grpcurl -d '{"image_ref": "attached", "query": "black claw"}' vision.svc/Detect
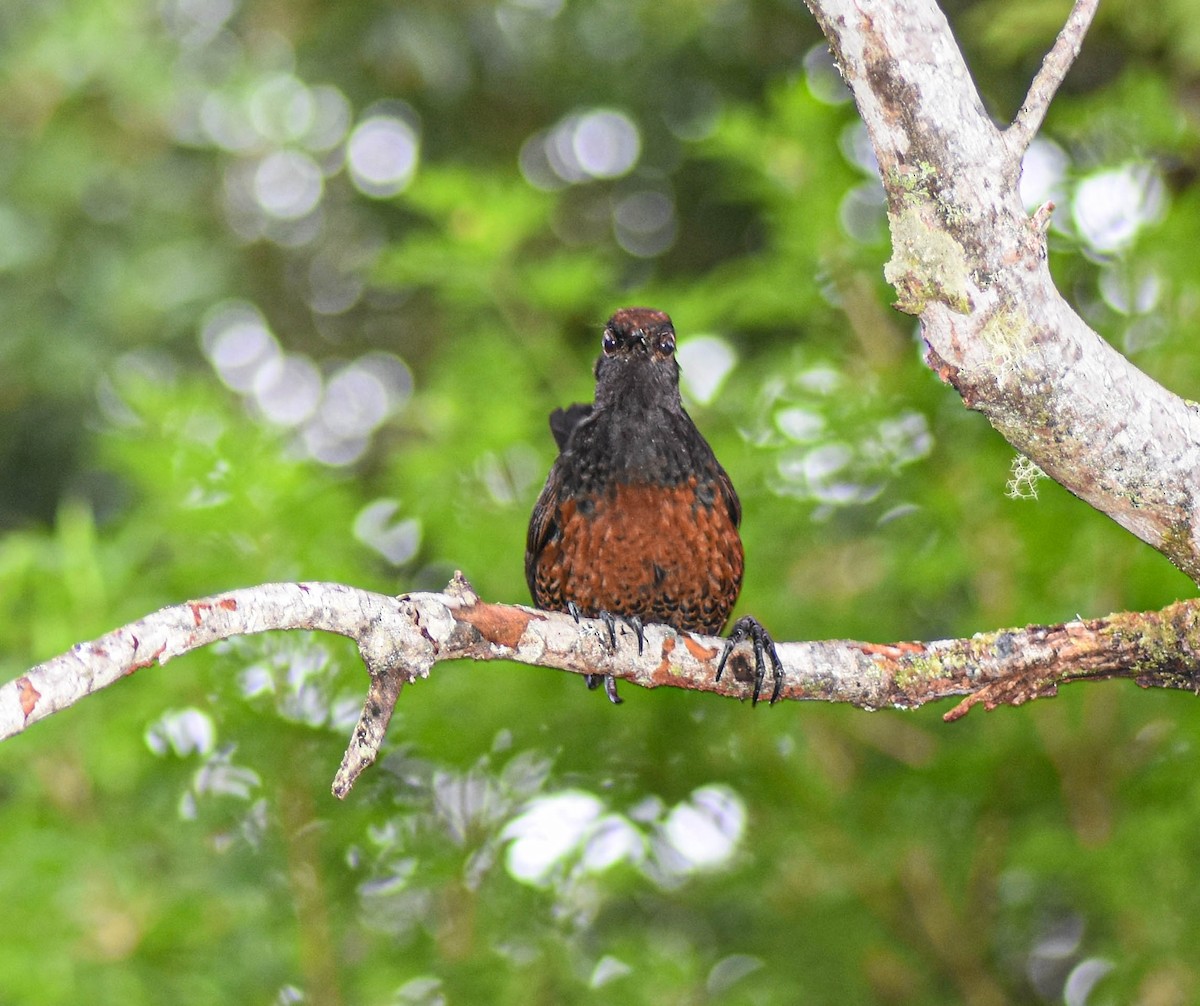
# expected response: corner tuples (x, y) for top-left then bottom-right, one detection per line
(583, 672), (623, 703)
(568, 601), (582, 623)
(622, 615), (645, 655)
(718, 616), (785, 706)
(598, 610), (619, 649)
(716, 637), (734, 684)
(603, 674), (623, 705)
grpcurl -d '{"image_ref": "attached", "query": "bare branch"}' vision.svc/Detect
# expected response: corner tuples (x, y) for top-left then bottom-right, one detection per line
(4, 577), (1200, 797)
(806, 0), (1200, 583)
(1007, 0), (1101, 156)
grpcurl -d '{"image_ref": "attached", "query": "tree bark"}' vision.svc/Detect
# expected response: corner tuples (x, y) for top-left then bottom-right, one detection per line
(806, 0), (1200, 582)
(3, 576), (1200, 796)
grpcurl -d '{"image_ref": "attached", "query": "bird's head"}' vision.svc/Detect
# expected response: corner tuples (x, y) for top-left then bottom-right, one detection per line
(592, 307), (681, 411)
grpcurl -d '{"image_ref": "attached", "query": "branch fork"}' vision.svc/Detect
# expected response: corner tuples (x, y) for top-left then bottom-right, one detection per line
(807, 0), (1200, 581)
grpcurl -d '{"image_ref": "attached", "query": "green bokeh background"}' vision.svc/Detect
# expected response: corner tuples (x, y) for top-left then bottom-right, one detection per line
(2, 0), (1200, 1002)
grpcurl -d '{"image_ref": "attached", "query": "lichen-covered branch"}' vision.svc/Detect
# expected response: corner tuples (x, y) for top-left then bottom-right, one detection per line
(806, 0), (1200, 583)
(4, 576), (1199, 797)
(1006, 0), (1101, 155)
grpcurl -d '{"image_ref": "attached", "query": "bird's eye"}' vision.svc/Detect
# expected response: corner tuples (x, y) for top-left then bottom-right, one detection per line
(602, 330), (619, 354)
(656, 330), (675, 355)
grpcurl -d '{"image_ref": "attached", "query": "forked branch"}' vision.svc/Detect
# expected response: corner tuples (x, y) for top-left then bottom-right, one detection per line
(806, 0), (1200, 582)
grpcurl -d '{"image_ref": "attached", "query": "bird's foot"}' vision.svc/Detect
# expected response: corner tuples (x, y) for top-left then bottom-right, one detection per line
(568, 604), (642, 705)
(716, 615), (784, 706)
(583, 672), (623, 704)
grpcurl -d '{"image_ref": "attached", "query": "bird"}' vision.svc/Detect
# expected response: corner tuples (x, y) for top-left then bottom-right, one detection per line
(525, 306), (783, 705)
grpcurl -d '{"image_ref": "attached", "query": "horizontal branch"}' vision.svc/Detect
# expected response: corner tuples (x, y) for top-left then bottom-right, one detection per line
(4, 577), (1200, 797)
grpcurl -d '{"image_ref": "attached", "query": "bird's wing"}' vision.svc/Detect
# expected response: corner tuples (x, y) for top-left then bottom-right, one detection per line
(548, 403), (593, 452)
(525, 463), (563, 601)
(715, 464), (742, 529)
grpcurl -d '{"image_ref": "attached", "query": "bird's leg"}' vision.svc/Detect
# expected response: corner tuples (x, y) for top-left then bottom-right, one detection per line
(595, 611), (623, 704)
(595, 610), (646, 654)
(716, 616), (784, 706)
(593, 615), (644, 702)
(569, 603), (602, 692)
(568, 603), (624, 704)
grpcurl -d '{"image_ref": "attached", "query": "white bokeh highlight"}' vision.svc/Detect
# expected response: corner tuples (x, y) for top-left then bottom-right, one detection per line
(347, 114), (420, 198)
(1072, 162), (1165, 255)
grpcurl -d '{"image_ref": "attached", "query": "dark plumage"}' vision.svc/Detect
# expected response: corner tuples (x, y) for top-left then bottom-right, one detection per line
(526, 307), (781, 704)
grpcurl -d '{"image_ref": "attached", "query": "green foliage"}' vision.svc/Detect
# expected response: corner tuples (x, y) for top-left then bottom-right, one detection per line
(3, 1), (1200, 1004)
